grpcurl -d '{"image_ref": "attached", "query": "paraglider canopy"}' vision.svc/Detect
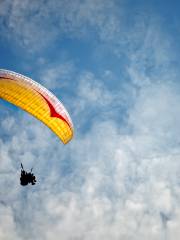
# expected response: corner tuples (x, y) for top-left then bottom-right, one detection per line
(0, 69), (74, 144)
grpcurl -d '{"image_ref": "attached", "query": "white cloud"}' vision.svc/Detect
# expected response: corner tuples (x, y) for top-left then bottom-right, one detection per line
(0, 206), (19, 240)
(69, 70), (128, 131)
(1, 1), (180, 239)
(38, 62), (76, 90)
(0, 0), (121, 50)
(1, 79), (180, 239)
(77, 72), (113, 106)
(126, 20), (176, 88)
(128, 82), (180, 155)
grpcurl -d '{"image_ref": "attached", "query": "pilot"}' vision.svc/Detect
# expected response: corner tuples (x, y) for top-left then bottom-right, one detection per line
(20, 164), (36, 186)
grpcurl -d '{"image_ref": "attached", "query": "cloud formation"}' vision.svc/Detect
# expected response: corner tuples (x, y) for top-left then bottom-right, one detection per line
(0, 0), (120, 51)
(0, 75), (180, 239)
(0, 0), (180, 240)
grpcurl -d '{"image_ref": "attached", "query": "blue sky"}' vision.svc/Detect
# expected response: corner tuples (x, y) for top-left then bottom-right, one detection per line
(1, 0), (180, 239)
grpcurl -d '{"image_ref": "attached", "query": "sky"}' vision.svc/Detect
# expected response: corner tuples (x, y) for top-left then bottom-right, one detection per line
(1, 0), (180, 239)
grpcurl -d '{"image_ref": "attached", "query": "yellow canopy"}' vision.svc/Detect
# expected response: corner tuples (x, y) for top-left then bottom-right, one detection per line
(0, 69), (73, 144)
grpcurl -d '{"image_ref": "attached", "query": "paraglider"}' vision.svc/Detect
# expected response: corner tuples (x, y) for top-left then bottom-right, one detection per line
(0, 69), (74, 186)
(20, 163), (36, 186)
(0, 69), (74, 144)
